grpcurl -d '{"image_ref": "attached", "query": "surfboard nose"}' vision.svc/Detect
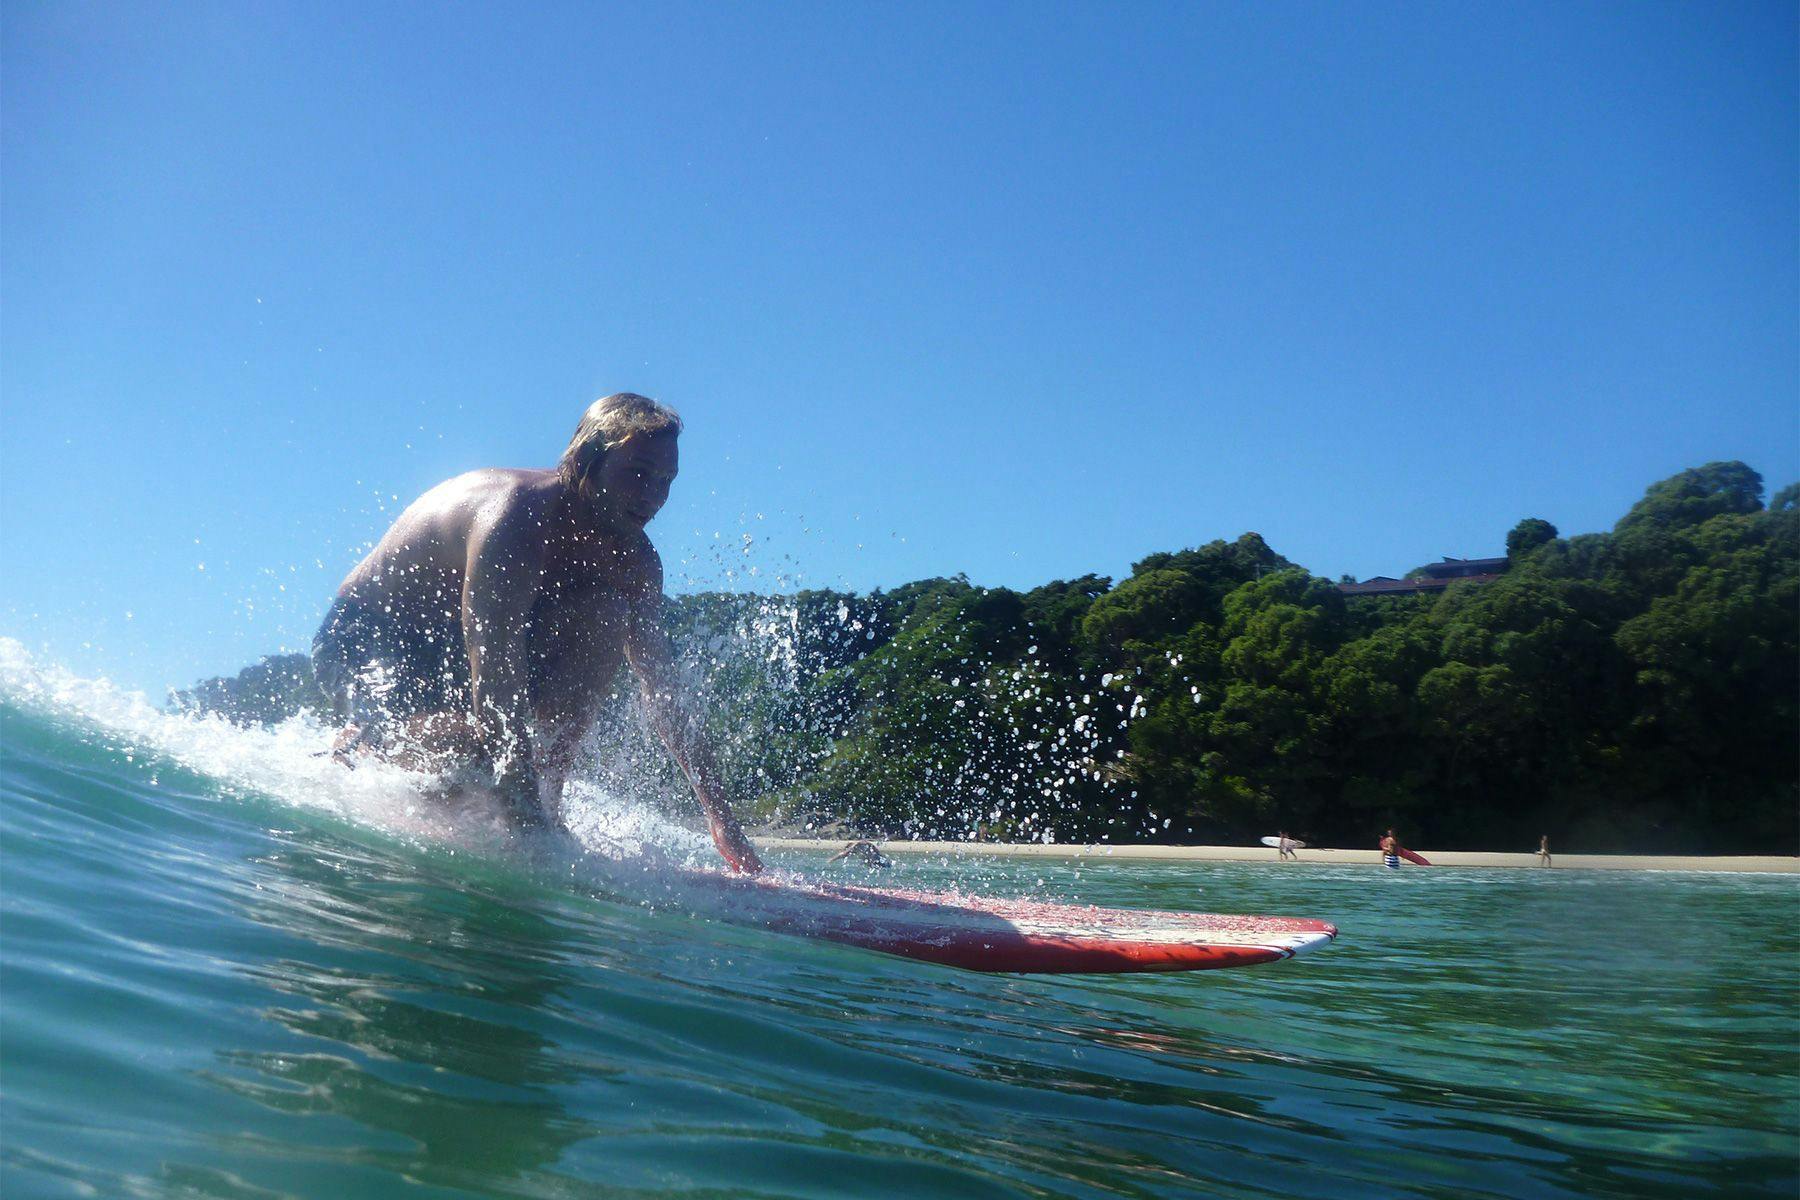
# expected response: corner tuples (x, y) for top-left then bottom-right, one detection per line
(1284, 923), (1338, 958)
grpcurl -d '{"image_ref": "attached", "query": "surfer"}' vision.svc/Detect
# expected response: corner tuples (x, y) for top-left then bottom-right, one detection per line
(1277, 830), (1297, 861)
(311, 392), (762, 873)
(1380, 828), (1401, 871)
(1538, 834), (1552, 868)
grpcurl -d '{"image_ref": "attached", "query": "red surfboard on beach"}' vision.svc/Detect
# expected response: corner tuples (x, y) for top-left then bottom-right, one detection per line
(674, 871), (1339, 974)
(1397, 848), (1431, 866)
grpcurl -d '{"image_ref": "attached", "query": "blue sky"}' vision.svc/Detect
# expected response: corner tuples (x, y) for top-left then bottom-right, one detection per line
(3, 1), (1794, 699)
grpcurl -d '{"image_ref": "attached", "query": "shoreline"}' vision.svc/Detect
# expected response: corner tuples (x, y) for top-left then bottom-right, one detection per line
(753, 837), (1799, 874)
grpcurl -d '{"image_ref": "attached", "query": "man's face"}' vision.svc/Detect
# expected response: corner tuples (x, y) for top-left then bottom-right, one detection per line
(593, 431), (678, 528)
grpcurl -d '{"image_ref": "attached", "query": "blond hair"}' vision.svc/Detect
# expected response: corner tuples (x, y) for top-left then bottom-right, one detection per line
(557, 392), (683, 494)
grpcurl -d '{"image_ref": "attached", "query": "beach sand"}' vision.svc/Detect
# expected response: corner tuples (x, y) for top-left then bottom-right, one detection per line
(754, 838), (1799, 873)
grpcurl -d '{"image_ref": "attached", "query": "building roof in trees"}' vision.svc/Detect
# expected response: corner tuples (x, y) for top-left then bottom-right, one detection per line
(1417, 556), (1509, 579)
(1338, 556), (1508, 596)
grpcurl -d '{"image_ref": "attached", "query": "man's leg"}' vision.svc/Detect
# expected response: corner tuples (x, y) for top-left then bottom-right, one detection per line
(312, 600), (394, 763)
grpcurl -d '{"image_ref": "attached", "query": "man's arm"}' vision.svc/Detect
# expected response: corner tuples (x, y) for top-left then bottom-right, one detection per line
(624, 546), (763, 874)
(461, 490), (552, 825)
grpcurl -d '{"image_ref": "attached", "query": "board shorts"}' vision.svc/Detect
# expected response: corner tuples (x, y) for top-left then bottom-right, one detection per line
(1384, 854), (1400, 870)
(311, 593), (470, 742)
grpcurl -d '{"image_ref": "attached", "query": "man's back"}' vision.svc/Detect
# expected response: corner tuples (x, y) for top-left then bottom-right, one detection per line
(338, 468), (556, 619)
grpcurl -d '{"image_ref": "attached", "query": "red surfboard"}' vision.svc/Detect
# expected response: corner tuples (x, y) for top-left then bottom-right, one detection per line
(670, 871), (1338, 974)
(1397, 848), (1431, 866)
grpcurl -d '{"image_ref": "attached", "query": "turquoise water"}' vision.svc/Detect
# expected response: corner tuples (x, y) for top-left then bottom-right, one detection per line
(2, 663), (1796, 1198)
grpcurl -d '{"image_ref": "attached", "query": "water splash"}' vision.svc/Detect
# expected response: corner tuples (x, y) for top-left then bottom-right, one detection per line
(0, 637), (708, 867)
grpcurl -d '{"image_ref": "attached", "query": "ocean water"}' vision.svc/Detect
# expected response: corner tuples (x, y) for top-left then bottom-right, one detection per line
(2, 650), (1796, 1199)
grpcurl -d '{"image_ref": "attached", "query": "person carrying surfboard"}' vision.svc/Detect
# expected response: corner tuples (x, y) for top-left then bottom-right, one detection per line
(1381, 828), (1401, 870)
(311, 392), (762, 874)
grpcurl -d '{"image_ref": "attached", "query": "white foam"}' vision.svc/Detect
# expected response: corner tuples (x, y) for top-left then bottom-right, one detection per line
(0, 637), (709, 866)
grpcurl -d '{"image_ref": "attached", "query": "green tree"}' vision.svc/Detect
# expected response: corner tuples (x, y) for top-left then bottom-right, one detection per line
(1615, 461), (1764, 533)
(1613, 508), (1800, 848)
(1506, 517), (1558, 560)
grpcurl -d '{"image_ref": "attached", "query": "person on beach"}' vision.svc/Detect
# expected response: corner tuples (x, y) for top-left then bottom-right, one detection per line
(1538, 834), (1552, 868)
(1277, 830), (1298, 862)
(828, 840), (891, 868)
(311, 392), (762, 873)
(1380, 828), (1401, 870)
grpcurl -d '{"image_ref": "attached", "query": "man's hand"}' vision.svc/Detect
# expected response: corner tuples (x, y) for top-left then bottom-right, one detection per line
(707, 811), (763, 875)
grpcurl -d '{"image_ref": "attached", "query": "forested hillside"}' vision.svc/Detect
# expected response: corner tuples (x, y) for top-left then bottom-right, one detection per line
(178, 463), (1798, 853)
